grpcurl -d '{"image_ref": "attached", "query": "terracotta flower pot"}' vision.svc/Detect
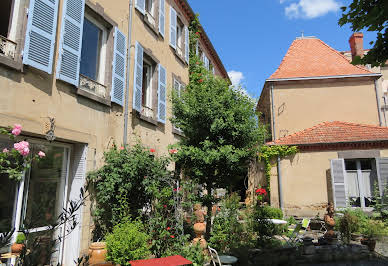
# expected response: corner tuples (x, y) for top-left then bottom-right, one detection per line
(89, 242), (111, 265)
(193, 223), (206, 238)
(360, 238), (376, 252)
(11, 243), (25, 254)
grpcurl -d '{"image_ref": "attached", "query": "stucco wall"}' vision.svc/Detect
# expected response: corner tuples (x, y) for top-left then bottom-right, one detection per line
(272, 78), (380, 138)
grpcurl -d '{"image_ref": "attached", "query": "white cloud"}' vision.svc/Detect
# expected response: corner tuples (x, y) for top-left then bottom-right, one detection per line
(284, 0), (341, 19)
(228, 70), (251, 98)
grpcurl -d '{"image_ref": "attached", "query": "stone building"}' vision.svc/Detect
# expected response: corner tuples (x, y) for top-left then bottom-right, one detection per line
(254, 33), (388, 217)
(0, 0), (228, 264)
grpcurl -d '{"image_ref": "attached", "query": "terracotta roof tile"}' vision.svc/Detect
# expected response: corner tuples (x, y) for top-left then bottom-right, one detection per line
(270, 38), (372, 79)
(268, 121), (388, 145)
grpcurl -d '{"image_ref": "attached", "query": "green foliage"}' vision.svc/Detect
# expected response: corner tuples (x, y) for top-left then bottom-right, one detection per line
(338, 211), (359, 244)
(253, 205), (284, 247)
(373, 183), (388, 220)
(209, 194), (254, 252)
(15, 233), (26, 244)
(165, 241), (208, 266)
(259, 145), (298, 193)
(338, 0), (388, 67)
(362, 219), (387, 239)
(105, 220), (151, 265)
(287, 216), (297, 226)
(87, 144), (172, 238)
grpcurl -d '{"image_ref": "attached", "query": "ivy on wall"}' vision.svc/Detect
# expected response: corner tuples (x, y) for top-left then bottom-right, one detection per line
(258, 145), (298, 192)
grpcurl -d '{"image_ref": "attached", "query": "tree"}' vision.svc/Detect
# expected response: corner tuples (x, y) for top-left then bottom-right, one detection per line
(339, 0), (388, 67)
(171, 16), (266, 238)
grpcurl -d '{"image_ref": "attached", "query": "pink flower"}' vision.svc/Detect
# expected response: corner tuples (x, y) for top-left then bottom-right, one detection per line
(170, 235), (175, 238)
(2, 148), (9, 153)
(163, 205), (167, 208)
(11, 124), (22, 136)
(169, 149), (178, 154)
(119, 146), (125, 150)
(150, 148), (156, 153)
(173, 188), (177, 192)
(14, 141), (30, 156)
(38, 151), (46, 158)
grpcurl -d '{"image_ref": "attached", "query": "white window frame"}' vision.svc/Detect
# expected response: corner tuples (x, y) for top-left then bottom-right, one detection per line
(176, 17), (184, 57)
(6, 0), (19, 41)
(81, 12), (108, 85)
(142, 57), (153, 117)
(145, 0), (155, 17)
(173, 77), (184, 132)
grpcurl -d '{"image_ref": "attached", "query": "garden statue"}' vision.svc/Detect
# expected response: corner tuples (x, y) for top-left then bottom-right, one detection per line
(192, 203), (207, 250)
(323, 203), (337, 243)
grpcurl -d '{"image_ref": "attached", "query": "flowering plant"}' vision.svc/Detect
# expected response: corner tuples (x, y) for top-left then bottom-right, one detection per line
(0, 124), (45, 181)
(255, 186), (267, 203)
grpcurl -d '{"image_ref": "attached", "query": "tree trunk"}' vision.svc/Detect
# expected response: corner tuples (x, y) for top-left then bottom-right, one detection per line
(205, 184), (212, 240)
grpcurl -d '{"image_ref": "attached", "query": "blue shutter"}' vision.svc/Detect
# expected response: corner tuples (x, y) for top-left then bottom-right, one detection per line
(169, 7), (176, 49)
(158, 64), (167, 123)
(331, 159), (347, 209)
(135, 0), (145, 14)
(23, 0), (59, 74)
(133, 42), (143, 112)
(56, 0), (85, 86)
(184, 25), (189, 64)
(111, 27), (127, 106)
(159, 0), (165, 37)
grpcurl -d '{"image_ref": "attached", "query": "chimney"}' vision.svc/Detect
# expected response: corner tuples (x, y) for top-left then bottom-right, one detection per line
(349, 32), (364, 60)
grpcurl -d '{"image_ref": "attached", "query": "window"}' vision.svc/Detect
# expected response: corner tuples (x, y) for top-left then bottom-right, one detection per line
(345, 159), (378, 208)
(176, 18), (184, 56)
(0, 0), (13, 38)
(173, 77), (185, 132)
(80, 14), (108, 85)
(142, 57), (155, 118)
(145, 0), (156, 27)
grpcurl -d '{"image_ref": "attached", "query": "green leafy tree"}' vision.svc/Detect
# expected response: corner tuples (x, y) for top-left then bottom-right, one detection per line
(339, 0), (388, 67)
(171, 16), (266, 238)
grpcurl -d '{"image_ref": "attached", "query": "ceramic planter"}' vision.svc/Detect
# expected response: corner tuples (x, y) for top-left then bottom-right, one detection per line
(89, 242), (110, 265)
(360, 238), (376, 252)
(11, 243), (25, 254)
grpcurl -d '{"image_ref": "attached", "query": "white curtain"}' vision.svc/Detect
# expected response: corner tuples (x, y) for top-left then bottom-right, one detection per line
(347, 171), (360, 197)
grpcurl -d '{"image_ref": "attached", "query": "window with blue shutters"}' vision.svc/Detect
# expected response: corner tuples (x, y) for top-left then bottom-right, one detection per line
(158, 64), (167, 123)
(133, 42), (143, 112)
(169, 7), (176, 49)
(23, 0), (59, 74)
(56, 0), (86, 86)
(184, 26), (189, 64)
(111, 27), (127, 106)
(135, 0), (145, 15)
(159, 0), (165, 37)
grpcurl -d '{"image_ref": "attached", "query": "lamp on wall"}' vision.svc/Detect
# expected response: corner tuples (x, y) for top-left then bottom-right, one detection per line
(44, 117), (56, 142)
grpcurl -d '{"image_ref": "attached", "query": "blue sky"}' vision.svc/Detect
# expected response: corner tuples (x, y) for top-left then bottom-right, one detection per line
(187, 0), (377, 99)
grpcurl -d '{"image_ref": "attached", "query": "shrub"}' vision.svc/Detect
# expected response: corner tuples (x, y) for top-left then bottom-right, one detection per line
(105, 220), (150, 265)
(15, 233), (26, 244)
(166, 241), (208, 266)
(253, 205), (283, 247)
(338, 211), (359, 244)
(362, 219), (387, 239)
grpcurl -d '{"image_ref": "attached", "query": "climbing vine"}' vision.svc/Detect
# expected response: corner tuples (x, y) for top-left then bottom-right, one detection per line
(258, 145), (298, 192)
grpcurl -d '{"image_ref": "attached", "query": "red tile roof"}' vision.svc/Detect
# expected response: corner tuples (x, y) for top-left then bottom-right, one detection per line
(269, 38), (373, 79)
(268, 121), (388, 146)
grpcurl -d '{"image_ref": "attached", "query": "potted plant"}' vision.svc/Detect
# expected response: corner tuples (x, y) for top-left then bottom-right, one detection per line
(338, 211), (359, 244)
(360, 220), (386, 251)
(11, 232), (26, 254)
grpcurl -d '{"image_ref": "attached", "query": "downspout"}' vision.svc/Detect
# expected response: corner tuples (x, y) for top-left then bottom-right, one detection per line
(270, 83), (284, 210)
(374, 79), (383, 126)
(123, 0), (134, 145)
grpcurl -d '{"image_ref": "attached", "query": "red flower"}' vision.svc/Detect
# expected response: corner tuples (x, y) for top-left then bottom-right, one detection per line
(163, 204), (167, 208)
(169, 149), (178, 154)
(150, 148), (156, 153)
(255, 188), (267, 195)
(170, 235), (175, 238)
(195, 32), (200, 36)
(119, 146), (125, 150)
(167, 227), (171, 230)
(173, 188), (177, 192)
(199, 79), (203, 83)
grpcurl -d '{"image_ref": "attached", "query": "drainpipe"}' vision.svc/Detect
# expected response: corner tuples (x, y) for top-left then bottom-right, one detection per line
(270, 83), (284, 210)
(123, 0), (134, 145)
(374, 79), (383, 126)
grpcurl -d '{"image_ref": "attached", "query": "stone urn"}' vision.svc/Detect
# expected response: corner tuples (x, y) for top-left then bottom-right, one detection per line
(192, 204), (207, 250)
(89, 242), (110, 265)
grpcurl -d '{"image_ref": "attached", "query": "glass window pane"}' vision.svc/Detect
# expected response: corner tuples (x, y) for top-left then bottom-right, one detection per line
(346, 171), (360, 207)
(360, 159), (372, 170)
(22, 146), (65, 229)
(80, 18), (102, 81)
(345, 160), (357, 170)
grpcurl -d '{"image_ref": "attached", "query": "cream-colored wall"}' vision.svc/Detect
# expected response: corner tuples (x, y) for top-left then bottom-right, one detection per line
(273, 78), (380, 138)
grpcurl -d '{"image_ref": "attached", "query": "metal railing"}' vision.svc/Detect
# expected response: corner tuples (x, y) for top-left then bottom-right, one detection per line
(0, 35), (17, 60)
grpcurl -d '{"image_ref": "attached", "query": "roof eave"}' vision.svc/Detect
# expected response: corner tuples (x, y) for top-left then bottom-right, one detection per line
(268, 139), (388, 146)
(266, 73), (382, 82)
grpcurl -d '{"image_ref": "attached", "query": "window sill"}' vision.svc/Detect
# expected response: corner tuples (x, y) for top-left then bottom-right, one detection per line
(77, 75), (111, 106)
(0, 37), (22, 71)
(77, 87), (111, 106)
(0, 55), (22, 72)
(172, 128), (184, 137)
(136, 111), (159, 126)
(143, 13), (159, 37)
(174, 49), (187, 66)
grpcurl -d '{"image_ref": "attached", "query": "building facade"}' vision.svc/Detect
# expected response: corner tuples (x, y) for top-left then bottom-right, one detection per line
(0, 0), (228, 264)
(254, 34), (388, 217)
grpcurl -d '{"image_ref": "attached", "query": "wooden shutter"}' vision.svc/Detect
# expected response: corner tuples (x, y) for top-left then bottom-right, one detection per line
(159, 0), (165, 37)
(132, 42), (143, 112)
(169, 7), (176, 49)
(56, 0), (85, 86)
(23, 0), (59, 74)
(376, 158), (388, 197)
(111, 27), (127, 106)
(158, 64), (167, 123)
(63, 145), (87, 265)
(135, 0), (145, 14)
(184, 25), (189, 64)
(330, 159), (347, 208)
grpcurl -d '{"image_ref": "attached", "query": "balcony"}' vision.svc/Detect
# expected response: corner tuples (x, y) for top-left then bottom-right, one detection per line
(79, 74), (107, 99)
(0, 35), (16, 60)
